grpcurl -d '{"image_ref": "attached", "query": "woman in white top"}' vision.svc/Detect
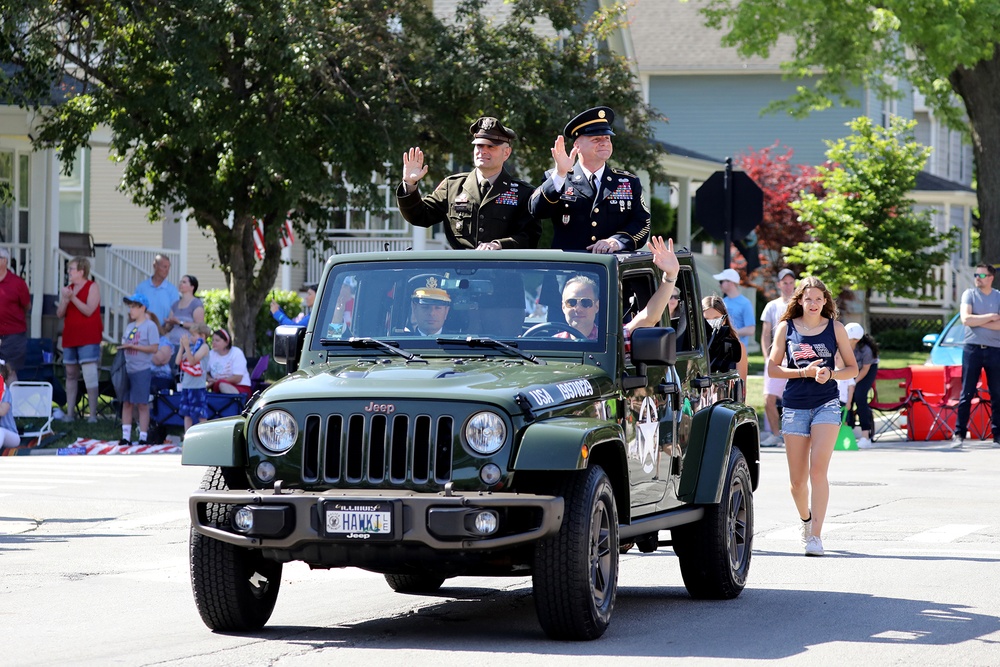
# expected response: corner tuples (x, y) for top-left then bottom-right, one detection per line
(206, 328), (251, 395)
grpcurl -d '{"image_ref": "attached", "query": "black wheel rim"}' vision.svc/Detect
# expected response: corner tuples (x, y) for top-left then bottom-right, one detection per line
(726, 475), (750, 574)
(590, 497), (614, 608)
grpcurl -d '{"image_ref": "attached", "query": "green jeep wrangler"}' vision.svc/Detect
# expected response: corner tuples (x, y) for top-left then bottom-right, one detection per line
(183, 248), (759, 641)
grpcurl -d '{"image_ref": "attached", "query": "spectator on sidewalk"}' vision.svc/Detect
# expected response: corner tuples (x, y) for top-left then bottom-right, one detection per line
(952, 263), (1000, 449)
(0, 247), (30, 384)
(135, 254), (179, 325)
(843, 323), (879, 449)
(713, 268), (755, 348)
(119, 293), (160, 446)
(56, 256), (104, 423)
(760, 268), (797, 446)
(163, 275), (205, 349)
(271, 282), (317, 328)
(0, 360), (20, 449)
(206, 328), (251, 395)
(175, 323), (211, 433)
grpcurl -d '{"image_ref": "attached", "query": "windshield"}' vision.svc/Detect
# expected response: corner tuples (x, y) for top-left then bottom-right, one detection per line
(940, 317), (967, 347)
(310, 260), (609, 352)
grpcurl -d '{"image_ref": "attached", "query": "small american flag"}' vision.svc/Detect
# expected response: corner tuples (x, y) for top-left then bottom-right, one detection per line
(792, 343), (818, 361)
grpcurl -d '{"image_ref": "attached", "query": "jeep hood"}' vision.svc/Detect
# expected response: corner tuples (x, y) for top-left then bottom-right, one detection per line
(258, 359), (614, 412)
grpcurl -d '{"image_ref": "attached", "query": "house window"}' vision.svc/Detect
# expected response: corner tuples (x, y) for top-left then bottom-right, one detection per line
(0, 150), (13, 244)
(59, 148), (87, 232)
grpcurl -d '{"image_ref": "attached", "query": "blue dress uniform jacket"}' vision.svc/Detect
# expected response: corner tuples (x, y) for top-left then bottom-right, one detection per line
(396, 167), (540, 250)
(530, 164), (650, 251)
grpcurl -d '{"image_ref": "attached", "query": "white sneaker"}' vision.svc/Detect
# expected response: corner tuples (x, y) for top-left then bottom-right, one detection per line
(805, 535), (825, 556)
(801, 516), (812, 546)
(857, 437), (874, 449)
(761, 433), (778, 447)
(950, 435), (965, 449)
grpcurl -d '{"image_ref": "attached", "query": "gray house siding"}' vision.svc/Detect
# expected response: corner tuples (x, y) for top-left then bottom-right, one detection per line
(648, 74), (862, 167)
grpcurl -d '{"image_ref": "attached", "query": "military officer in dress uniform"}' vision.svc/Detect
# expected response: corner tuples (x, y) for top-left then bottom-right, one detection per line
(397, 117), (540, 250)
(530, 106), (650, 253)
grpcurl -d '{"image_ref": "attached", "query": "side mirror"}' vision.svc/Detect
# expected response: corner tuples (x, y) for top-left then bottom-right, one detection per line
(630, 327), (677, 366)
(922, 333), (938, 348)
(273, 325), (306, 374)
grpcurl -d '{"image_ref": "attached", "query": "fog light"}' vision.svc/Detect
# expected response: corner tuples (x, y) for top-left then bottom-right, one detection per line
(256, 461), (276, 483)
(233, 507), (254, 532)
(474, 511), (498, 535)
(480, 463), (502, 485)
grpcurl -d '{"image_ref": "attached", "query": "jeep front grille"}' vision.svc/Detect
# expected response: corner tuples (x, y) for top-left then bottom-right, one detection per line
(300, 412), (455, 486)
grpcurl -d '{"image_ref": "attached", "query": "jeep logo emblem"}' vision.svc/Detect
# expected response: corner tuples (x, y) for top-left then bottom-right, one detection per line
(363, 401), (395, 414)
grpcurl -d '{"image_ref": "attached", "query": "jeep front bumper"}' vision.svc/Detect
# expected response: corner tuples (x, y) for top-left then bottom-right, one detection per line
(189, 488), (564, 551)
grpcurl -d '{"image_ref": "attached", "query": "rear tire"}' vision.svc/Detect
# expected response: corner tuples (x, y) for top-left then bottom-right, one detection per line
(190, 467), (283, 631)
(672, 448), (753, 599)
(533, 465), (618, 640)
(384, 573), (446, 593)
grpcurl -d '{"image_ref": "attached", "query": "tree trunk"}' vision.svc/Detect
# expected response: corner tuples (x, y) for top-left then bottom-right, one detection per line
(221, 213), (283, 358)
(951, 48), (1000, 263)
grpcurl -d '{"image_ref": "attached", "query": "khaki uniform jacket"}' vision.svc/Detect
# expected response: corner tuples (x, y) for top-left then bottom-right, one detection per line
(396, 168), (540, 250)
(529, 164), (650, 251)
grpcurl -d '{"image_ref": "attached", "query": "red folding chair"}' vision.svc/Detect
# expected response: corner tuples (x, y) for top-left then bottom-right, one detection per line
(909, 365), (961, 441)
(870, 368), (919, 441)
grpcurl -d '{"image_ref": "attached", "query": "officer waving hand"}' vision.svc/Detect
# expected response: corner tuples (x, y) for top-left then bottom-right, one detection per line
(529, 106), (651, 253)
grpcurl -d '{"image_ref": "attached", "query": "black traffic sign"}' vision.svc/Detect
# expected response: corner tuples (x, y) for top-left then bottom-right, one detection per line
(695, 159), (764, 268)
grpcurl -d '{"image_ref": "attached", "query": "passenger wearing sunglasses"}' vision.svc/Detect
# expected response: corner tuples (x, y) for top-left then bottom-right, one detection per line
(952, 263), (1000, 449)
(555, 236), (677, 341)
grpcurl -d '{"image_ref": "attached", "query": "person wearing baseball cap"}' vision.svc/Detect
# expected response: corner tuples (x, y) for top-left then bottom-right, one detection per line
(530, 106), (650, 254)
(712, 268), (755, 348)
(119, 291), (161, 447)
(397, 116), (540, 250)
(760, 267), (798, 446)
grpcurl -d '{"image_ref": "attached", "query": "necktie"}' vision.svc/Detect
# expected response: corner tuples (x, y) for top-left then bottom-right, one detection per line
(590, 174), (600, 207)
(480, 180), (490, 199)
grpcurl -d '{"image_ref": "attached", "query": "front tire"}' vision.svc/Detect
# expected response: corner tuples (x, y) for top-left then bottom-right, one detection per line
(533, 465), (619, 640)
(672, 448), (753, 599)
(190, 467), (283, 631)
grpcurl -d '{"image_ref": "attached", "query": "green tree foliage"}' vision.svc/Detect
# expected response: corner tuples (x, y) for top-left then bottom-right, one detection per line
(698, 0), (1000, 262)
(786, 117), (956, 326)
(735, 142), (821, 288)
(0, 0), (663, 354)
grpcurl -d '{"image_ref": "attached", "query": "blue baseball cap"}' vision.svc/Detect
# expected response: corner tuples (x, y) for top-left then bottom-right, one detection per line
(123, 292), (150, 309)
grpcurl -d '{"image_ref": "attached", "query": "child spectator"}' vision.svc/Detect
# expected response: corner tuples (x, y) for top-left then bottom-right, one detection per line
(119, 293), (160, 445)
(0, 359), (19, 449)
(176, 323), (211, 433)
(206, 328), (252, 395)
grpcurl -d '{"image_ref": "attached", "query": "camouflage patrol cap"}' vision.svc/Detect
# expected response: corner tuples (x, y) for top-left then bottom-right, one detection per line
(470, 117), (517, 146)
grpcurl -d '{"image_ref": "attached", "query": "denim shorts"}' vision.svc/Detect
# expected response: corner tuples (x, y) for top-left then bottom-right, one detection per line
(63, 343), (102, 365)
(781, 398), (843, 437)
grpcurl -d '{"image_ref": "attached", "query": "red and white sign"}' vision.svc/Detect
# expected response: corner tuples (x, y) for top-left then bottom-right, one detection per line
(253, 218), (295, 260)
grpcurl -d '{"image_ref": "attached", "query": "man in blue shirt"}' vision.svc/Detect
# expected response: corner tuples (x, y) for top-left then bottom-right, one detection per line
(135, 254), (179, 325)
(713, 268), (755, 348)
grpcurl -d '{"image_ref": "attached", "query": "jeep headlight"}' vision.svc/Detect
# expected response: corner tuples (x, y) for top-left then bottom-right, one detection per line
(465, 411), (506, 455)
(257, 410), (298, 454)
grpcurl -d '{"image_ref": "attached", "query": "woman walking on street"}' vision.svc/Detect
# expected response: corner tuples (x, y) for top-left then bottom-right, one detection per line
(767, 276), (857, 556)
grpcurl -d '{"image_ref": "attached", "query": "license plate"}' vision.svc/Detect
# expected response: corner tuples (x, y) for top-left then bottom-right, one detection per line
(323, 501), (394, 540)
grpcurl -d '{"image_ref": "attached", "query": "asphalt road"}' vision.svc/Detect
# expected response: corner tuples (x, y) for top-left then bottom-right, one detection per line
(2, 439), (999, 666)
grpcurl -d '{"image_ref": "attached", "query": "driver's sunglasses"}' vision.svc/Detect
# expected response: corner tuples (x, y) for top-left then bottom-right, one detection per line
(975, 272), (992, 278)
(563, 298), (595, 308)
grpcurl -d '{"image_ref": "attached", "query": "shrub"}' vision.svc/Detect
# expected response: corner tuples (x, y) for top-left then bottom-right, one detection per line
(199, 289), (303, 355)
(875, 327), (927, 352)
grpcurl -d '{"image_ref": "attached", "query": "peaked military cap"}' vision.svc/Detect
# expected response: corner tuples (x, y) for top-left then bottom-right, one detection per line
(470, 117), (517, 146)
(564, 106), (616, 139)
(411, 276), (452, 304)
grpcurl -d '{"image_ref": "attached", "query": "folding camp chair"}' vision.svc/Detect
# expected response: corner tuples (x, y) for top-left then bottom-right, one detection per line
(909, 365), (961, 441)
(869, 368), (918, 441)
(10, 381), (55, 440)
